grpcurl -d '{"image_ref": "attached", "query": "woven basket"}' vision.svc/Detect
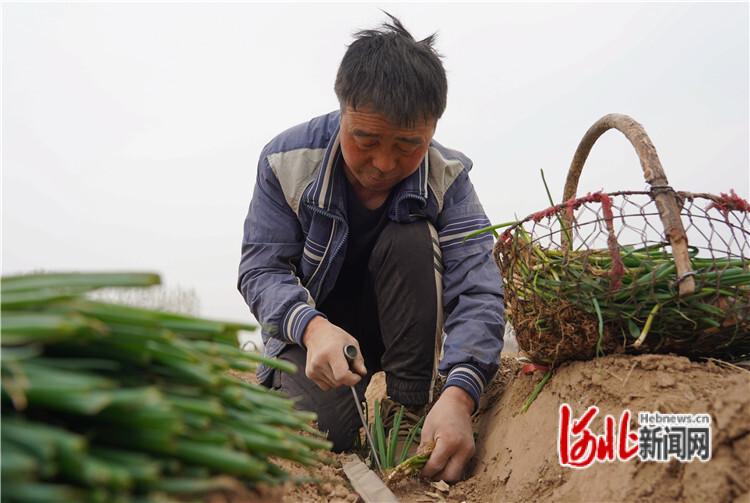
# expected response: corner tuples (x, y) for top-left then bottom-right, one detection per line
(494, 114), (750, 366)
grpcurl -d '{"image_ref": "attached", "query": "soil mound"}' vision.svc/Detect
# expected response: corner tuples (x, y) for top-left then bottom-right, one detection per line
(240, 353), (750, 502)
(451, 354), (750, 503)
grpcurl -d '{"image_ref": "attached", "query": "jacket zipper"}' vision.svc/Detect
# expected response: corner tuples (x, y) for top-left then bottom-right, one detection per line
(303, 203), (348, 300)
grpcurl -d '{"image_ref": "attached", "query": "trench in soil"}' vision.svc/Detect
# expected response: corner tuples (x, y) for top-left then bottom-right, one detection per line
(266, 352), (750, 503)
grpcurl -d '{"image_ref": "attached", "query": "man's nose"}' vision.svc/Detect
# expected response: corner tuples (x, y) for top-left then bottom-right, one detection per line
(372, 150), (397, 174)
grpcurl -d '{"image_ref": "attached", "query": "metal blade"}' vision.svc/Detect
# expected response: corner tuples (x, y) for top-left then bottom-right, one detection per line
(350, 385), (383, 473)
(342, 454), (398, 503)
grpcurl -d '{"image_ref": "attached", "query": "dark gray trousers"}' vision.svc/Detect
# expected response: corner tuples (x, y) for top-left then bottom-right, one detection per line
(270, 220), (443, 452)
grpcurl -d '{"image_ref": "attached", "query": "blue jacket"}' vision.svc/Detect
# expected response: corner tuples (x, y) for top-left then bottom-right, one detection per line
(238, 111), (505, 406)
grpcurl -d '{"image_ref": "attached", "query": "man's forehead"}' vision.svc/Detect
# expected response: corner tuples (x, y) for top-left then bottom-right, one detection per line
(352, 128), (424, 145)
(343, 107), (435, 137)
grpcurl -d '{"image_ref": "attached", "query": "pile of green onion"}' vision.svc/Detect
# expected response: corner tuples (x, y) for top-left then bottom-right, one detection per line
(1, 272), (331, 502)
(498, 229), (750, 364)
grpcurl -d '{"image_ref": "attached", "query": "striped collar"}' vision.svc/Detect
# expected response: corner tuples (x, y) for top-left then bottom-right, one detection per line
(303, 117), (430, 215)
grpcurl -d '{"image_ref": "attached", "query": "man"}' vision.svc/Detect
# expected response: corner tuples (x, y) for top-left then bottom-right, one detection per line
(238, 14), (504, 482)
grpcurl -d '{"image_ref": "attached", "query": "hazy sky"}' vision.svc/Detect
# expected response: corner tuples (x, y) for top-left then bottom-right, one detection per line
(3, 2), (748, 324)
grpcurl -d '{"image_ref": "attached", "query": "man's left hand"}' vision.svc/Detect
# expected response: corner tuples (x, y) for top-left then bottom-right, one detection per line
(419, 386), (475, 483)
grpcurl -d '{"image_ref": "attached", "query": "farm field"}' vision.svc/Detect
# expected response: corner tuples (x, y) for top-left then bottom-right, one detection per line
(2, 274), (748, 503)
(245, 353), (749, 503)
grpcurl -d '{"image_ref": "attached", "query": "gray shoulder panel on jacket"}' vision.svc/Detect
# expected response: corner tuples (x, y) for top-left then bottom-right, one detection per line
(427, 146), (466, 213)
(267, 148), (325, 215)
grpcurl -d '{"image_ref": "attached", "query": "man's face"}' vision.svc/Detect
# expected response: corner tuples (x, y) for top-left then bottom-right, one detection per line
(339, 106), (436, 196)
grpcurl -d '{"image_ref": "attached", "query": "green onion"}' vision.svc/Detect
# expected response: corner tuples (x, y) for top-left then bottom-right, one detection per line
(2, 271), (329, 501)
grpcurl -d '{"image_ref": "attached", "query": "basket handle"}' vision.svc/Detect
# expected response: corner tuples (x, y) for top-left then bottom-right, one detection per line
(562, 113), (696, 296)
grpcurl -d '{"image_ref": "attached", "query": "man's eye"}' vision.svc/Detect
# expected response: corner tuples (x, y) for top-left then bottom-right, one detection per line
(358, 141), (377, 149)
(397, 144), (418, 154)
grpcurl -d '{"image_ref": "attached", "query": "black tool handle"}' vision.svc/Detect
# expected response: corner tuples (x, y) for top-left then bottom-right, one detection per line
(343, 344), (358, 368)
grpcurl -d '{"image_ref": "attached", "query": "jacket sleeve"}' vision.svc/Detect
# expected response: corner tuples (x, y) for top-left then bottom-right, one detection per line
(436, 165), (505, 411)
(237, 150), (326, 347)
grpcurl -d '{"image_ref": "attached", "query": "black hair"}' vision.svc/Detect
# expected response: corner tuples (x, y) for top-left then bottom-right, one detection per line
(334, 12), (447, 127)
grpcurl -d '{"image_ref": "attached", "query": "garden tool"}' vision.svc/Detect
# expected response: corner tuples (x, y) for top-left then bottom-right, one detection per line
(343, 344), (383, 472)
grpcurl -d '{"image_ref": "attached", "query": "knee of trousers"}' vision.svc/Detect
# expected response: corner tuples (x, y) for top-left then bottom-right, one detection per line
(369, 219), (440, 270)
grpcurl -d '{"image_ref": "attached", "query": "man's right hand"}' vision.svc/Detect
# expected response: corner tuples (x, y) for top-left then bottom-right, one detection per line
(302, 316), (367, 390)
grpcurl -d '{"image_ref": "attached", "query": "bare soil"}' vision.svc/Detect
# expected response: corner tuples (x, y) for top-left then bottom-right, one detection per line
(274, 353), (750, 503)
